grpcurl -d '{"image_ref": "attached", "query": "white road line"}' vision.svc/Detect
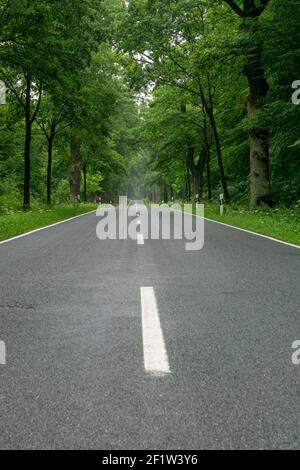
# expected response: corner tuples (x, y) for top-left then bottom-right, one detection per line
(0, 340), (6, 365)
(137, 234), (144, 245)
(0, 210), (96, 245)
(204, 216), (300, 249)
(140, 287), (171, 376)
(174, 209), (300, 250)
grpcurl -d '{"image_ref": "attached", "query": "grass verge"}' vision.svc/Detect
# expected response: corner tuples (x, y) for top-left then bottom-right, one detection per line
(201, 204), (300, 246)
(0, 204), (98, 242)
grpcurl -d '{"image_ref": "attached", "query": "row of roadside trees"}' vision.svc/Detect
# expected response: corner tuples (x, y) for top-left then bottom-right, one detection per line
(118, 0), (300, 208)
(0, 0), (140, 209)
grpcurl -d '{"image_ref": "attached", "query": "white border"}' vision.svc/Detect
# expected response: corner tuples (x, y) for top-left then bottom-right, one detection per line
(182, 209), (300, 250)
(173, 208), (299, 249)
(1, 206), (298, 250)
(204, 216), (300, 249)
(0, 210), (96, 245)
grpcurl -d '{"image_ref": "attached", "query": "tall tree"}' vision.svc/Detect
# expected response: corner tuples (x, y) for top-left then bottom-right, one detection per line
(120, 0), (230, 199)
(0, 0), (104, 208)
(224, 0), (271, 207)
(37, 95), (71, 205)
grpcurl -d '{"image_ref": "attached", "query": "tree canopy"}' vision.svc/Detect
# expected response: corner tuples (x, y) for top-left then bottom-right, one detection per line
(0, 0), (299, 209)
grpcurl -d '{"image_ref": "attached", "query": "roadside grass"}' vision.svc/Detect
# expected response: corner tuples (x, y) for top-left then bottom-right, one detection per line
(0, 204), (98, 242)
(5, 200), (297, 246)
(143, 199), (300, 245)
(200, 203), (300, 246)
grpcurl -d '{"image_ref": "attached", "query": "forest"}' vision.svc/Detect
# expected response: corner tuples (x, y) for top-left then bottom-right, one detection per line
(0, 0), (299, 241)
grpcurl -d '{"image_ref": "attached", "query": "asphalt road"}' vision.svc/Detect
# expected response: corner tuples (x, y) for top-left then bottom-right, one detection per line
(0, 203), (299, 449)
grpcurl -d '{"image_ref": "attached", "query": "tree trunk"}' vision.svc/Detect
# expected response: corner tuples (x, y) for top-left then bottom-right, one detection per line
(186, 147), (197, 200)
(163, 182), (168, 203)
(170, 184), (174, 200)
(47, 132), (54, 206)
(245, 49), (270, 208)
(206, 149), (212, 201)
(185, 163), (191, 201)
(192, 172), (201, 200)
(224, 0), (271, 208)
(23, 77), (32, 209)
(204, 120), (212, 201)
(70, 136), (81, 202)
(207, 90), (230, 201)
(186, 145), (206, 201)
(209, 112), (229, 200)
(196, 81), (229, 201)
(83, 163), (87, 204)
(199, 170), (204, 200)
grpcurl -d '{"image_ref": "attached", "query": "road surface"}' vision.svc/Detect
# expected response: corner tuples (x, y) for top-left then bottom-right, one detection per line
(0, 203), (299, 449)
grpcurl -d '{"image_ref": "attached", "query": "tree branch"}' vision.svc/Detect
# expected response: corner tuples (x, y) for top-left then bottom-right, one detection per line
(223, 0), (248, 18)
(256, 0), (270, 15)
(36, 119), (50, 141)
(55, 122), (71, 135)
(0, 72), (26, 110)
(30, 85), (42, 124)
(225, 0), (270, 18)
(260, 0), (270, 7)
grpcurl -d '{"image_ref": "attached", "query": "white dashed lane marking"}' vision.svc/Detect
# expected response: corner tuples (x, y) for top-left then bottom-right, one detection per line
(137, 234), (144, 245)
(140, 287), (171, 376)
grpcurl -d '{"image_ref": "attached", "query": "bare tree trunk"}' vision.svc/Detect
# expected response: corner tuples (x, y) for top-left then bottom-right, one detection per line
(47, 129), (54, 206)
(163, 182), (168, 202)
(187, 147), (197, 200)
(224, 0), (271, 208)
(186, 145), (206, 201)
(204, 119), (212, 201)
(245, 50), (270, 208)
(170, 184), (174, 200)
(206, 150), (212, 201)
(195, 80), (229, 201)
(207, 89), (229, 202)
(199, 151), (207, 201)
(199, 168), (204, 200)
(23, 76), (31, 209)
(83, 163), (87, 204)
(192, 172), (201, 200)
(185, 162), (191, 201)
(70, 136), (81, 203)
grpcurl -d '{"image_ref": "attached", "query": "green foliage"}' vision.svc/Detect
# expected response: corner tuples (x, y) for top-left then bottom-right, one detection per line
(0, 203), (97, 240)
(120, 0), (300, 207)
(0, 0), (141, 210)
(0, 0), (300, 218)
(202, 203), (300, 246)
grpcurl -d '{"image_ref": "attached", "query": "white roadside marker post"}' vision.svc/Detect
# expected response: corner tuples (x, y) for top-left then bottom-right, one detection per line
(220, 193), (225, 216)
